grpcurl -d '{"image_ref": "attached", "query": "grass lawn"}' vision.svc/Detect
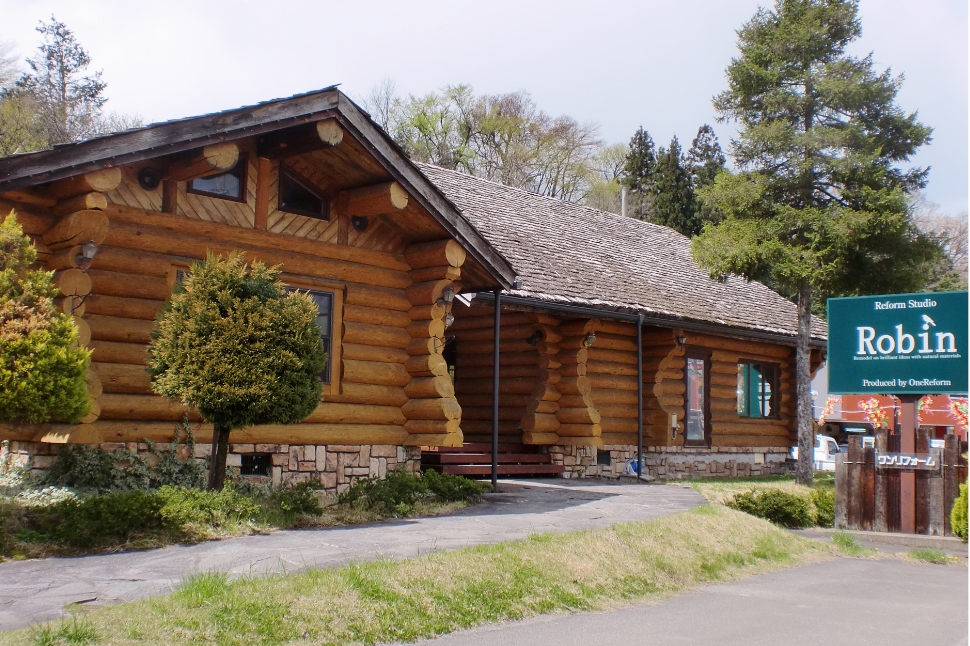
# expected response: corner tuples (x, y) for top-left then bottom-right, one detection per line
(681, 473), (835, 505)
(4, 505), (837, 646)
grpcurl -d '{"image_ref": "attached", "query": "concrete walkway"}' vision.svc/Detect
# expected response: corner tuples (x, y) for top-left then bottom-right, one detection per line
(416, 558), (969, 646)
(0, 480), (704, 631)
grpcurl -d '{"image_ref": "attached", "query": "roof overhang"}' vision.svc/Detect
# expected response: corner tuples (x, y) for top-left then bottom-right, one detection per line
(0, 87), (516, 288)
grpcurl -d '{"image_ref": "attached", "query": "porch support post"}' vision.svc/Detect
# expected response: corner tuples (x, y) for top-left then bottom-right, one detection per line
(492, 289), (502, 490)
(636, 313), (644, 479)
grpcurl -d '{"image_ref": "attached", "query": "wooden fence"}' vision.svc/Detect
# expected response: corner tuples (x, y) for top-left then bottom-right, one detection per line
(835, 430), (966, 536)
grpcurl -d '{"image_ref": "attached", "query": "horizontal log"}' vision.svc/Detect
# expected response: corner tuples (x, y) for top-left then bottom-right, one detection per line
(343, 320), (410, 349)
(165, 142), (240, 182)
(558, 393), (596, 409)
(557, 422), (601, 438)
(588, 373), (639, 391)
(84, 294), (163, 320)
(404, 376), (455, 399)
(586, 360), (637, 376)
(78, 398), (100, 424)
(46, 168), (123, 199)
(597, 404), (638, 419)
(103, 202), (409, 272)
(52, 192), (108, 217)
(408, 265), (461, 283)
(405, 280), (450, 306)
(407, 337), (444, 356)
(460, 407), (524, 422)
(710, 434), (791, 448)
(600, 417), (638, 433)
(342, 342), (408, 364)
(0, 203), (52, 234)
(47, 245), (84, 270)
(405, 353), (449, 377)
(405, 239), (467, 270)
(99, 393), (194, 421)
(457, 364), (537, 380)
(522, 431), (559, 445)
(344, 283), (411, 312)
(91, 362), (153, 394)
(54, 296), (83, 316)
(407, 318), (445, 340)
(342, 359), (411, 387)
(87, 314), (156, 344)
(338, 181), (408, 217)
(520, 413), (560, 433)
(53, 269), (92, 297)
(557, 348), (587, 366)
(43, 210), (109, 250)
(343, 304), (410, 328)
(103, 216), (409, 290)
(403, 397), (461, 421)
(456, 394), (532, 409)
(459, 420), (521, 436)
(558, 375), (592, 396)
(711, 422), (790, 437)
(303, 403), (406, 426)
(451, 323), (540, 343)
(559, 319), (600, 336)
(1, 190), (56, 208)
(89, 245), (180, 277)
(527, 399), (561, 415)
(530, 383), (562, 402)
(587, 332), (637, 352)
(325, 383), (408, 407)
(455, 351), (538, 367)
(404, 419), (461, 437)
(454, 378), (537, 396)
(660, 380), (687, 396)
(600, 433), (637, 447)
(557, 407), (601, 425)
(407, 303), (446, 321)
(88, 269), (171, 301)
(74, 316), (91, 346)
(229, 424), (409, 447)
(448, 312), (532, 331)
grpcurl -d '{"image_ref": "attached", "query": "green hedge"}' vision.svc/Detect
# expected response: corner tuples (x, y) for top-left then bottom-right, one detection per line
(726, 488), (834, 528)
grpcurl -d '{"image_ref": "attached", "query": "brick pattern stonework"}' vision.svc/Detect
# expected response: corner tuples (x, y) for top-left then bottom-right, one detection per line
(547, 444), (791, 480)
(0, 440), (420, 494)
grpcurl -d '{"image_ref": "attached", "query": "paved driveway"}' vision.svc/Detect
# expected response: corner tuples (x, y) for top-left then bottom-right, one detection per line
(0, 480), (704, 631)
(416, 558), (968, 646)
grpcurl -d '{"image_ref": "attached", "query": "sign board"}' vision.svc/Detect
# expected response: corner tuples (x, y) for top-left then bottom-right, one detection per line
(875, 452), (940, 471)
(827, 291), (968, 395)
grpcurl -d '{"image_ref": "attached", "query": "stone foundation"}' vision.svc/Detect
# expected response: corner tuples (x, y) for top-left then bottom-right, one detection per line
(0, 440), (421, 494)
(547, 444), (791, 480)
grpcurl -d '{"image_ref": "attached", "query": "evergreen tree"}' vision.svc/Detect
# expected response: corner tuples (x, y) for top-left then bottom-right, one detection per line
(687, 125), (728, 229)
(651, 137), (698, 236)
(691, 0), (944, 484)
(621, 127), (657, 220)
(0, 212), (90, 424)
(147, 253), (327, 489)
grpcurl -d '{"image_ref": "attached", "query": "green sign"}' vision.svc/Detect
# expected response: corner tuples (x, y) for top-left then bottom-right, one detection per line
(827, 291), (968, 395)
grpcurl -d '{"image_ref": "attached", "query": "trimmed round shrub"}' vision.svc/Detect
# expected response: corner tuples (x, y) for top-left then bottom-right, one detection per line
(726, 488), (815, 528)
(951, 482), (968, 541)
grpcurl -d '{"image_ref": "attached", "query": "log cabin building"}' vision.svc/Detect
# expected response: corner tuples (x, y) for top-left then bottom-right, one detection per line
(0, 87), (825, 489)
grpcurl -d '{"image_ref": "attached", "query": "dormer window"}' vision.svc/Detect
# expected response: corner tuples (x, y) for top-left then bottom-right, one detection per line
(279, 165), (328, 220)
(188, 156), (247, 202)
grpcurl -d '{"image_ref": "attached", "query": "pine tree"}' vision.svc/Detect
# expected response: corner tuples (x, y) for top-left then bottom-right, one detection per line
(147, 253), (327, 489)
(686, 125), (728, 229)
(621, 127), (656, 220)
(691, 0), (944, 484)
(651, 137), (698, 236)
(0, 211), (90, 424)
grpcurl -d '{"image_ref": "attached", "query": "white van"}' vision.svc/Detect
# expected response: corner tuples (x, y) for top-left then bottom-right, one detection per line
(790, 435), (842, 471)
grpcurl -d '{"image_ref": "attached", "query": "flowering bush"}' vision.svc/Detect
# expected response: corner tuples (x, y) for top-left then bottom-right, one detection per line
(14, 486), (78, 508)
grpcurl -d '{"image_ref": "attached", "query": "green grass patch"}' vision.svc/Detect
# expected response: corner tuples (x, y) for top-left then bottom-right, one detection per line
(2, 505), (830, 645)
(831, 531), (877, 557)
(907, 548), (953, 565)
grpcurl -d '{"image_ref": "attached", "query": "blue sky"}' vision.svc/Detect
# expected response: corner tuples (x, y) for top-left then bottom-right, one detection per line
(5, 0), (967, 214)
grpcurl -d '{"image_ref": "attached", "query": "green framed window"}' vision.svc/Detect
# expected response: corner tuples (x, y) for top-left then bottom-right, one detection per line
(737, 361), (779, 419)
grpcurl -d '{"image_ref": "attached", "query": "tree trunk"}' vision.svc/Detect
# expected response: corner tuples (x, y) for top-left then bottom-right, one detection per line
(207, 422), (231, 490)
(795, 283), (814, 486)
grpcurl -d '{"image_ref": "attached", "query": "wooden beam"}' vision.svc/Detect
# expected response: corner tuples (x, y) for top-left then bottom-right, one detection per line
(45, 168), (122, 199)
(42, 209), (110, 250)
(53, 192), (107, 216)
(254, 157), (272, 230)
(0, 189), (57, 207)
(256, 119), (344, 160)
(163, 142), (240, 182)
(161, 180), (178, 214)
(337, 181), (408, 218)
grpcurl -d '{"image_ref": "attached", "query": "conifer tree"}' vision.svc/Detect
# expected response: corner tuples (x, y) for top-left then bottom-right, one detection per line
(0, 212), (90, 424)
(621, 127), (657, 220)
(147, 253), (327, 489)
(687, 125), (728, 228)
(691, 0), (944, 484)
(651, 137), (698, 236)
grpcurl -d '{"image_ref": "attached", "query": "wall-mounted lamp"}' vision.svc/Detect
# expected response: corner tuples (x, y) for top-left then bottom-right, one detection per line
(444, 312), (455, 328)
(351, 215), (368, 231)
(512, 279), (523, 290)
(670, 413), (680, 439)
(583, 332), (596, 348)
(436, 285), (456, 307)
(137, 167), (161, 190)
(676, 335), (687, 347)
(526, 329), (543, 346)
(75, 240), (99, 270)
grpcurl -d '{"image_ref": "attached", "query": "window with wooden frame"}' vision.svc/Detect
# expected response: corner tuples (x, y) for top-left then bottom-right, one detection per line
(187, 155), (248, 202)
(284, 279), (343, 396)
(737, 361), (780, 419)
(683, 349), (712, 447)
(278, 165), (328, 220)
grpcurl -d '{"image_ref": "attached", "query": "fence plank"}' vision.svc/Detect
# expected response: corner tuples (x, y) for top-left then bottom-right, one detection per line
(861, 442), (875, 531)
(846, 437), (863, 529)
(942, 434), (961, 537)
(873, 428), (890, 532)
(834, 453), (848, 529)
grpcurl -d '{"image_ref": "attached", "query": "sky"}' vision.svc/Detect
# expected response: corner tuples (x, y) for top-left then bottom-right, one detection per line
(3, 0), (967, 214)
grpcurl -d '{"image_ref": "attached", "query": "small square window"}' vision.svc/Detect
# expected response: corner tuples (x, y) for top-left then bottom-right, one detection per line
(188, 156), (247, 202)
(596, 449), (612, 467)
(241, 453), (271, 477)
(737, 361), (779, 419)
(279, 166), (328, 220)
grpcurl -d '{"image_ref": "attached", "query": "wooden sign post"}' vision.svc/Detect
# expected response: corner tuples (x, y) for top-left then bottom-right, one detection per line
(897, 395), (919, 533)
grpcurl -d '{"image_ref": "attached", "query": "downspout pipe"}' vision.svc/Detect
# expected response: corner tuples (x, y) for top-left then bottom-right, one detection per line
(492, 289), (501, 490)
(636, 312), (644, 479)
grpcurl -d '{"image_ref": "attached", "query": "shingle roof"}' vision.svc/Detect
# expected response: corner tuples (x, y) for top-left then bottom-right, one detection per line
(419, 163), (827, 342)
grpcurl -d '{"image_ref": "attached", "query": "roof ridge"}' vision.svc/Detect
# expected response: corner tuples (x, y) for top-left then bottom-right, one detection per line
(416, 162), (688, 241)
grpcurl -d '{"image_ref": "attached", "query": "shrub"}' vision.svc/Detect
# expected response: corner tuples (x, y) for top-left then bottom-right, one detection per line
(951, 482), (968, 541)
(810, 488), (835, 527)
(155, 486), (260, 531)
(27, 490), (164, 548)
(269, 481), (323, 518)
(726, 488), (815, 528)
(339, 470), (489, 513)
